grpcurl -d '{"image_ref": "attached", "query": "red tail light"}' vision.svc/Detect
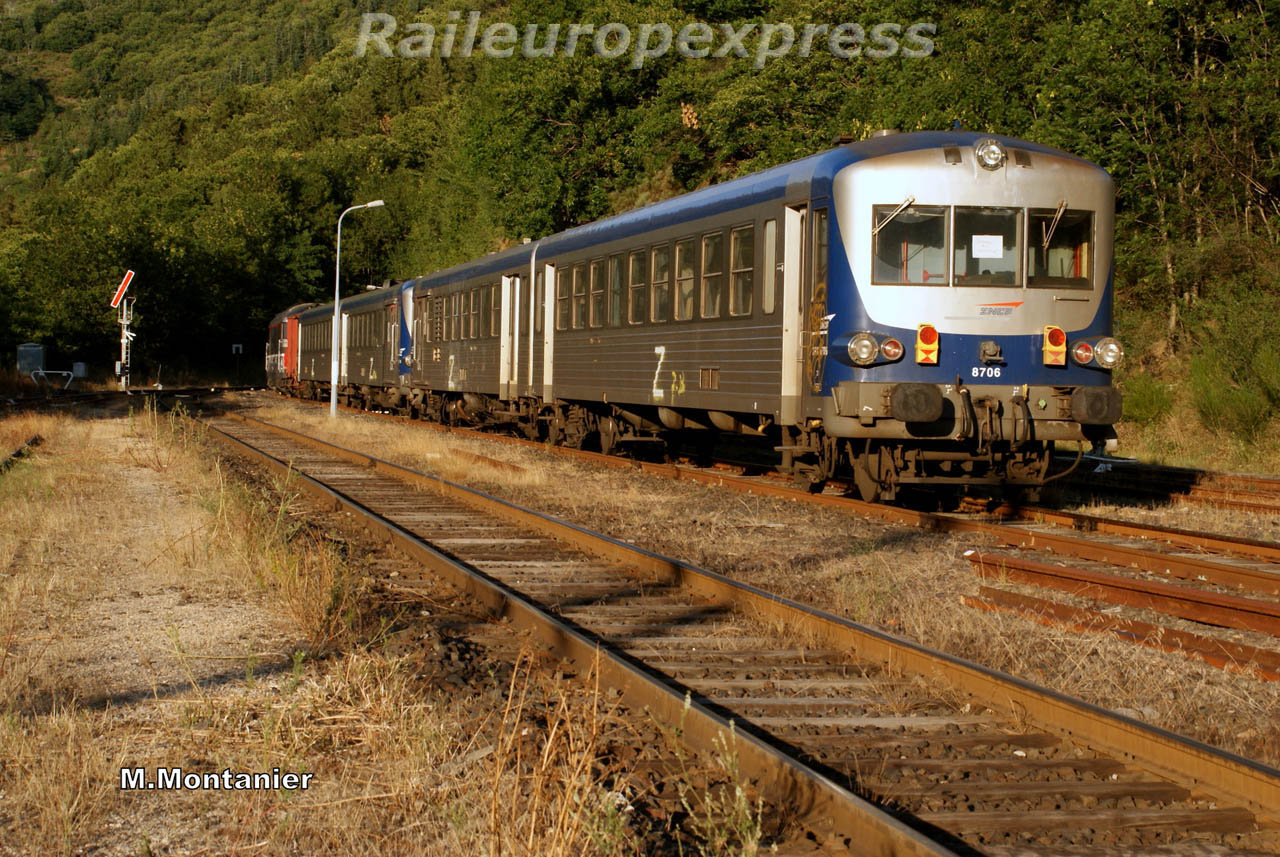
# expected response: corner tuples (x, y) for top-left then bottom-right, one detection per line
(1043, 325), (1067, 365)
(916, 324), (939, 364)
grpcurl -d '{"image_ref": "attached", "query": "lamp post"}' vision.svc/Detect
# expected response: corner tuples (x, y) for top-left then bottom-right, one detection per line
(330, 199), (385, 417)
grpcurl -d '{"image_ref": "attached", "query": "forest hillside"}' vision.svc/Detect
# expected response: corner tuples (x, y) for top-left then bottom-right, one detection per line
(2, 0), (1277, 449)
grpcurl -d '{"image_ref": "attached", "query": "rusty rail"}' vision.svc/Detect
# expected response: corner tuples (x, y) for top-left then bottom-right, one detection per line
(262, 393), (1280, 597)
(200, 410), (1280, 832)
(963, 587), (1280, 682)
(965, 550), (1280, 636)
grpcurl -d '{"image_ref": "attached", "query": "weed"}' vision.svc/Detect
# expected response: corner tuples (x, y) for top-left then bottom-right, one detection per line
(1189, 355), (1273, 439)
(1118, 371), (1173, 426)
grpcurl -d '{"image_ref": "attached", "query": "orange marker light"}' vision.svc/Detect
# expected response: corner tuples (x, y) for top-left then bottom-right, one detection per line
(916, 324), (939, 364)
(1043, 325), (1067, 365)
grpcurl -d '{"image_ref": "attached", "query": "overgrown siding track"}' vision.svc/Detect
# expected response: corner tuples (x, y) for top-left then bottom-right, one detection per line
(200, 409), (1280, 856)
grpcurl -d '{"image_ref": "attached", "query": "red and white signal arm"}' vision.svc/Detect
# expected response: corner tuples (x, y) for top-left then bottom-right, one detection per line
(111, 270), (135, 308)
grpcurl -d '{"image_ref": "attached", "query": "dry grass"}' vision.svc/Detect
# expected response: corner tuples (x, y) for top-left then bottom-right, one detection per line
(232, 394), (1280, 768)
(1114, 406), (1280, 475)
(247, 400), (552, 492)
(0, 403), (769, 856)
(1066, 493), (1280, 543)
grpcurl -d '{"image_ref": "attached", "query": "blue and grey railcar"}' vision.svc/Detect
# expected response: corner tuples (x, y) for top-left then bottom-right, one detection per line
(275, 130), (1124, 502)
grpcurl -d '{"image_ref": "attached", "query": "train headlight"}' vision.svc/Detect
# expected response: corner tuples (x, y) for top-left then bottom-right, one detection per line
(880, 338), (904, 361)
(849, 333), (879, 366)
(1071, 341), (1094, 365)
(1094, 337), (1125, 369)
(974, 138), (1006, 170)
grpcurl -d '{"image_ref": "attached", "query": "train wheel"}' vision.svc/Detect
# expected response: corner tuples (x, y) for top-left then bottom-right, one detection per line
(563, 406), (590, 450)
(849, 444), (891, 503)
(543, 407), (564, 446)
(599, 417), (620, 456)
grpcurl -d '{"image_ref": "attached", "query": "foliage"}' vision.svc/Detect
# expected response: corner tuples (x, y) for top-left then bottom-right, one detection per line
(1117, 372), (1172, 427)
(0, 0), (1275, 429)
(0, 61), (52, 142)
(1189, 355), (1272, 440)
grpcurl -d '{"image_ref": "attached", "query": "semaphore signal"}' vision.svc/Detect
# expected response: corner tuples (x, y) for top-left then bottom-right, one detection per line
(111, 269), (134, 309)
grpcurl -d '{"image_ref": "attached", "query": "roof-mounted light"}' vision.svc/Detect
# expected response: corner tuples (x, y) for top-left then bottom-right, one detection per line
(974, 138), (1006, 170)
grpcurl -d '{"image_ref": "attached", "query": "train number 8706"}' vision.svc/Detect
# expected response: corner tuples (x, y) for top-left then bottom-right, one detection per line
(971, 366), (1002, 378)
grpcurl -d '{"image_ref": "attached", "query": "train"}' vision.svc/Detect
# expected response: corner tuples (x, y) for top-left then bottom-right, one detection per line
(266, 129), (1123, 503)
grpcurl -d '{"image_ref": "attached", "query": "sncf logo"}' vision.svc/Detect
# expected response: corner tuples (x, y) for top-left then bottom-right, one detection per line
(977, 301), (1022, 317)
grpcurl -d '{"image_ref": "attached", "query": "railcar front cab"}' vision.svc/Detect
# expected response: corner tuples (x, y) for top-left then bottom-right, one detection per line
(825, 136), (1123, 501)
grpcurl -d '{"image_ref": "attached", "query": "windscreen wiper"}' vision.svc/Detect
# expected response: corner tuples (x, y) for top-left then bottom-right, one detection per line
(1041, 199), (1067, 252)
(872, 196), (917, 236)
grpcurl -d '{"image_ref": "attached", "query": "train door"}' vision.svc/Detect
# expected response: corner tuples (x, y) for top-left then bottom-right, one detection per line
(781, 204), (806, 425)
(805, 202), (831, 400)
(386, 302), (399, 377)
(518, 273), (532, 395)
(541, 263), (556, 403)
(499, 274), (520, 399)
(285, 316), (300, 382)
(528, 264), (543, 394)
(412, 292), (430, 383)
(340, 312), (350, 385)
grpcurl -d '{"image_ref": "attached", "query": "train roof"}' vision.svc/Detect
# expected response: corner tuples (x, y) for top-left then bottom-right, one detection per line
(538, 131), (1101, 258)
(408, 241), (537, 292)
(297, 284), (398, 322)
(269, 303), (317, 326)
(289, 130), (1105, 309)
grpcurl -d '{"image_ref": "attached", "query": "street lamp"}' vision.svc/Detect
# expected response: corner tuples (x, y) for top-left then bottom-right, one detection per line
(330, 199), (385, 417)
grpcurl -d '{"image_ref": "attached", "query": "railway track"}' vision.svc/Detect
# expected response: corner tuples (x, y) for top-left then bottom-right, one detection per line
(197, 408), (1280, 856)
(2, 385), (257, 416)
(243, 392), (1280, 675)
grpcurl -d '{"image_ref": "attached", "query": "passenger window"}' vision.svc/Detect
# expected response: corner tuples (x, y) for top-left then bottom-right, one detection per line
(674, 239), (695, 321)
(762, 219), (777, 314)
(872, 204), (947, 285)
(1028, 209), (1093, 289)
(555, 267), (570, 331)
(608, 255), (624, 326)
(490, 283), (501, 336)
(651, 244), (671, 323)
(628, 251), (647, 325)
(814, 208), (829, 295)
(480, 286), (490, 337)
(730, 224), (754, 316)
(520, 279), (529, 336)
(535, 270), (545, 334)
(701, 232), (724, 318)
(954, 206), (1021, 286)
(470, 289), (480, 338)
(589, 259), (606, 328)
(572, 263), (588, 329)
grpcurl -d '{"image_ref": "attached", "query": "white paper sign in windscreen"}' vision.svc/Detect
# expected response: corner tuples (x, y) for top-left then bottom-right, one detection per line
(971, 234), (1003, 259)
